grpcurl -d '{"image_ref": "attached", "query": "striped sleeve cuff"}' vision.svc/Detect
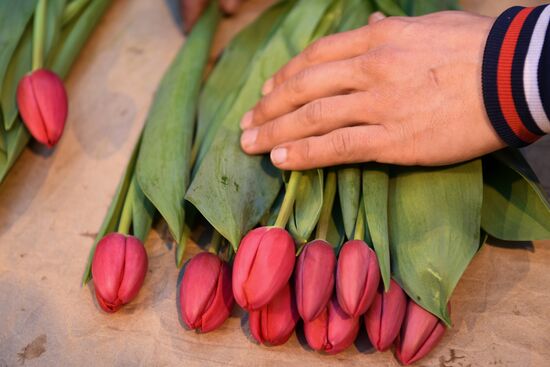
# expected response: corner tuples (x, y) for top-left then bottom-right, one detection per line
(482, 4), (550, 147)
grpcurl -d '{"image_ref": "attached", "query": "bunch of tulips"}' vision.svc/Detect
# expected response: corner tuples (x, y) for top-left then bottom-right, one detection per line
(91, 171), (449, 365)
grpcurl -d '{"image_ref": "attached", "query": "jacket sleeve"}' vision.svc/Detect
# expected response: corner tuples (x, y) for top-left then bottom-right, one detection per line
(482, 4), (550, 147)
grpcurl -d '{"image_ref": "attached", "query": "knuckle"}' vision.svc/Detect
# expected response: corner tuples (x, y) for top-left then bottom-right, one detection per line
(303, 39), (324, 63)
(299, 140), (312, 162)
(330, 131), (354, 158)
(302, 101), (324, 126)
(255, 97), (270, 120)
(287, 69), (307, 95)
(263, 120), (278, 140)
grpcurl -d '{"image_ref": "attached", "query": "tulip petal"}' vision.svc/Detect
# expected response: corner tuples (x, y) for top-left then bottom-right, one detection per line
(16, 74), (49, 145)
(180, 252), (222, 330)
(295, 240), (336, 322)
(249, 284), (298, 346)
(337, 240), (380, 318)
(365, 279), (406, 351)
(304, 308), (328, 351)
(240, 227), (295, 310)
(118, 236), (148, 304)
(92, 233), (126, 306)
(233, 227), (266, 309)
(200, 261), (234, 333)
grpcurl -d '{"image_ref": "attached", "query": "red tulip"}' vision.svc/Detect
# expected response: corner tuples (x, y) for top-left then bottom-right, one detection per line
(233, 226), (295, 310)
(395, 301), (450, 365)
(303, 296), (360, 354)
(91, 233), (148, 313)
(179, 252), (233, 333)
(249, 283), (299, 346)
(336, 240), (380, 318)
(16, 69), (68, 147)
(364, 279), (407, 351)
(295, 239), (336, 321)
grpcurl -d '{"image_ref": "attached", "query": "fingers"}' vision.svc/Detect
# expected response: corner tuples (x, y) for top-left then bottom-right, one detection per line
(241, 92), (380, 154)
(269, 125), (390, 170)
(262, 27), (372, 94)
(243, 56), (375, 128)
(181, 0), (210, 34)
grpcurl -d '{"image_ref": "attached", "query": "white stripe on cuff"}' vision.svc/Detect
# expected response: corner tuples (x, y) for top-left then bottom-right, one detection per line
(524, 5), (550, 133)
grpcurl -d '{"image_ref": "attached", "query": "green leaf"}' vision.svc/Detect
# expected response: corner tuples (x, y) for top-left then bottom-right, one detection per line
(327, 195), (346, 250)
(0, 118), (31, 183)
(288, 169), (324, 243)
(397, 0), (459, 15)
(389, 160), (483, 326)
(373, 0), (406, 16)
(187, 0), (335, 249)
(131, 175), (155, 243)
(337, 0), (373, 32)
(2, 24), (32, 130)
(136, 3), (219, 245)
(81, 135), (140, 285)
(481, 152), (550, 241)
(193, 0), (295, 169)
(0, 0), (37, 88)
(338, 166), (361, 239)
(47, 0), (111, 78)
(362, 164), (390, 291)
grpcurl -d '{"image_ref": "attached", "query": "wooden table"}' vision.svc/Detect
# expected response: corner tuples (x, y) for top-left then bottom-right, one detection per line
(0, 0), (548, 366)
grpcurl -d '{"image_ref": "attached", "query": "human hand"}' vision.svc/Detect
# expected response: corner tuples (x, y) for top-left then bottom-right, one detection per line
(240, 11), (506, 170)
(181, 0), (242, 33)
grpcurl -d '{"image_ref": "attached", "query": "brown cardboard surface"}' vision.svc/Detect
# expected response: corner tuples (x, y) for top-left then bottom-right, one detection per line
(0, 1), (548, 366)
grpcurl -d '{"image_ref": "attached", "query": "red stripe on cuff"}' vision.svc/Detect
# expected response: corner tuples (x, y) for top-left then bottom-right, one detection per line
(497, 7), (539, 143)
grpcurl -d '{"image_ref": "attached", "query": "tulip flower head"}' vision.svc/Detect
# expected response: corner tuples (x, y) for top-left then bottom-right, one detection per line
(91, 233), (148, 313)
(16, 69), (68, 147)
(336, 239), (380, 318)
(249, 283), (299, 346)
(303, 296), (360, 354)
(295, 239), (336, 322)
(395, 301), (450, 365)
(179, 252), (234, 333)
(233, 226), (295, 310)
(364, 279), (407, 351)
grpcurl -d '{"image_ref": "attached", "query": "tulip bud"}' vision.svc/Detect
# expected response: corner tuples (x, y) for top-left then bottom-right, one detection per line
(395, 301), (450, 365)
(364, 279), (407, 351)
(233, 227), (295, 310)
(249, 283), (299, 346)
(16, 69), (68, 147)
(179, 252), (233, 333)
(91, 233), (148, 313)
(295, 240), (336, 322)
(303, 297), (360, 354)
(336, 240), (380, 318)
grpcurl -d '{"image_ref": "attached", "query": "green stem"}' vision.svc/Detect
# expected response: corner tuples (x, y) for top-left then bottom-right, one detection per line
(316, 170), (337, 240)
(353, 200), (365, 240)
(209, 230), (222, 254)
(274, 171), (303, 228)
(117, 178), (135, 234)
(32, 0), (48, 70)
(62, 0), (90, 25)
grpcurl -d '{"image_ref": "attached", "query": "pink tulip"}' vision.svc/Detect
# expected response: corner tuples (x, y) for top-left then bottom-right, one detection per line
(364, 279), (407, 351)
(336, 240), (380, 318)
(303, 296), (360, 354)
(16, 69), (68, 147)
(249, 283), (299, 346)
(179, 252), (233, 333)
(91, 233), (148, 313)
(233, 226), (295, 310)
(295, 240), (336, 322)
(395, 301), (450, 365)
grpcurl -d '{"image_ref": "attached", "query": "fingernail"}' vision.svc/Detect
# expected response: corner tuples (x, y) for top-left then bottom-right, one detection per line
(241, 128), (258, 148)
(240, 111), (253, 129)
(262, 78), (274, 95)
(271, 147), (287, 165)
